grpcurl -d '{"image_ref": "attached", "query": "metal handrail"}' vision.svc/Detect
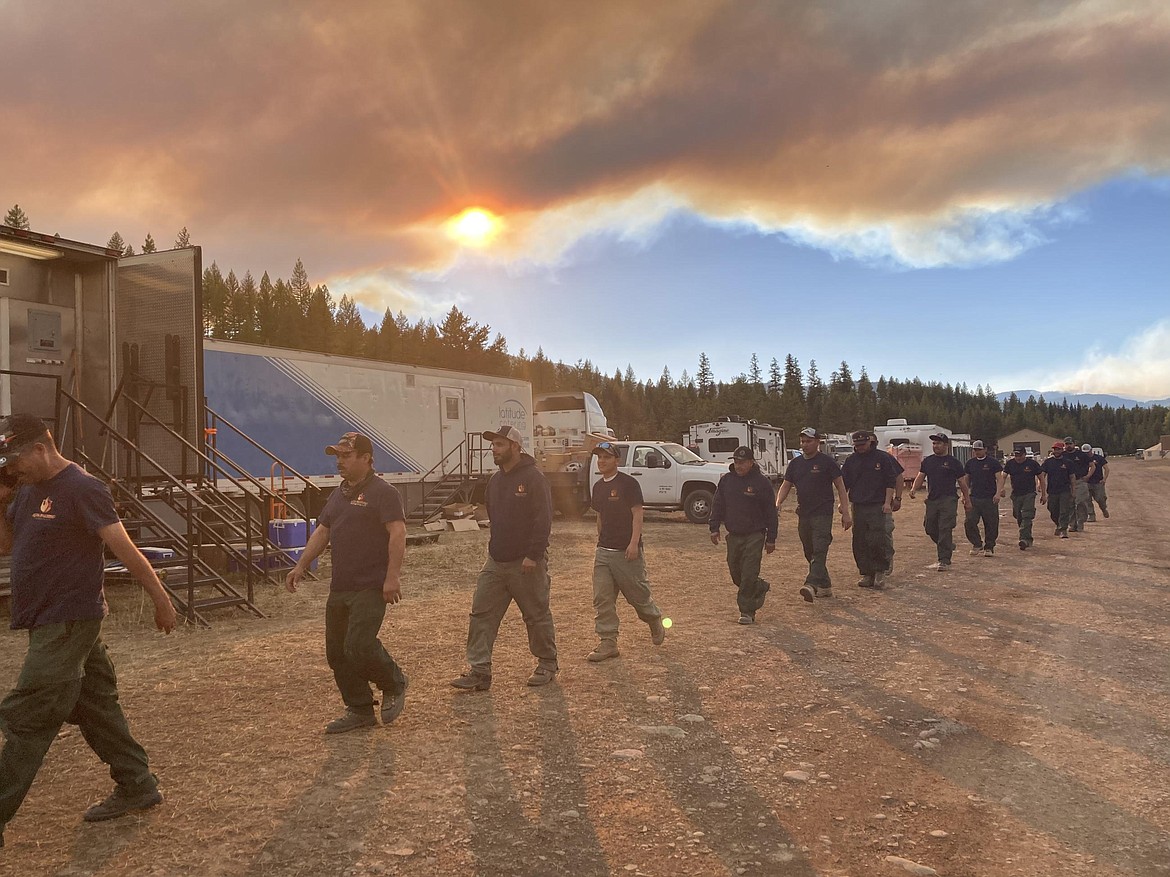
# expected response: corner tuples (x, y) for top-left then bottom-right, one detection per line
(63, 391), (291, 586)
(205, 405), (324, 509)
(61, 392), (263, 621)
(408, 438), (469, 519)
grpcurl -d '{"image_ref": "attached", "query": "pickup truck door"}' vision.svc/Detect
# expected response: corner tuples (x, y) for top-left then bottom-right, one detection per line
(626, 445), (677, 503)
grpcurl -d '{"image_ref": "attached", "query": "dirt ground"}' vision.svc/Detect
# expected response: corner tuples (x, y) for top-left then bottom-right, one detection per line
(1, 458), (1169, 876)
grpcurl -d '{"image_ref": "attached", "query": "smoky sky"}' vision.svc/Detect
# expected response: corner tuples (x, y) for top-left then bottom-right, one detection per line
(2, 0), (1168, 278)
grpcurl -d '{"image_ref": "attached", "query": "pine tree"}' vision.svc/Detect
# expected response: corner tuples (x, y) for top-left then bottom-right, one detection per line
(331, 295), (367, 354)
(174, 227), (191, 248)
(123, 243), (135, 256)
(697, 352), (714, 397)
(768, 358), (782, 396)
(290, 259), (312, 317)
(141, 233), (157, 254)
(4, 204), (30, 229)
(107, 231), (126, 254)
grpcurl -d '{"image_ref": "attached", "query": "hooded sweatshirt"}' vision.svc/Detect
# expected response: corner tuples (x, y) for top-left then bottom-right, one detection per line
(710, 462), (778, 542)
(485, 453), (553, 562)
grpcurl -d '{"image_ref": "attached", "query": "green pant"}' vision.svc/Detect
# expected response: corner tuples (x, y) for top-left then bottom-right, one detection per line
(924, 497), (958, 564)
(466, 557), (558, 675)
(797, 514), (834, 588)
(1072, 482), (1091, 530)
(325, 588), (406, 711)
(1087, 482), (1108, 518)
(1011, 493), (1037, 545)
(964, 497), (1000, 550)
(725, 531), (769, 617)
(1046, 490), (1073, 533)
(850, 504), (890, 576)
(591, 547), (662, 641)
(0, 620), (156, 832)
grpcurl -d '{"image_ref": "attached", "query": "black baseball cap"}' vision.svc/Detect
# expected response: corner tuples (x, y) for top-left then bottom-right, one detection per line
(851, 430), (873, 442)
(0, 414), (48, 467)
(732, 446), (754, 461)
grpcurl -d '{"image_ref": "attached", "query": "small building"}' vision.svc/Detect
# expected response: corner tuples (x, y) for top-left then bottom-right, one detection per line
(998, 428), (1062, 459)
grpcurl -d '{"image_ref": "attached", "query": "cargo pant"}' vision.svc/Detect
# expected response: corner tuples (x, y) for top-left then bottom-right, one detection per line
(797, 514), (834, 589)
(964, 497), (1000, 551)
(0, 620), (157, 834)
(1011, 492), (1037, 546)
(1087, 482), (1108, 519)
(924, 497), (959, 564)
(725, 531), (770, 618)
(466, 556), (558, 675)
(850, 503), (890, 577)
(1071, 481), (1091, 531)
(325, 587), (407, 711)
(592, 547), (663, 642)
(1046, 490), (1073, 534)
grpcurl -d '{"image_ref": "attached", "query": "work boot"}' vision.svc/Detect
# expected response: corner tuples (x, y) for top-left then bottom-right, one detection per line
(527, 666), (558, 686)
(737, 613), (755, 625)
(381, 676), (408, 725)
(856, 575), (875, 588)
(450, 671), (492, 691)
(799, 585), (815, 603)
(587, 640), (620, 662)
(83, 781), (163, 822)
(872, 572), (887, 589)
(648, 618), (666, 646)
(324, 708), (377, 734)
(1102, 508), (1109, 518)
(1018, 540), (1027, 550)
(969, 546), (983, 556)
(1059, 531), (1069, 539)
(984, 547), (995, 557)
(814, 586), (833, 598)
(926, 562), (951, 572)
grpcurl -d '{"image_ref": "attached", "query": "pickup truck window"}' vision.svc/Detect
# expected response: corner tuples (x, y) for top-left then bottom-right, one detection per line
(658, 443), (705, 465)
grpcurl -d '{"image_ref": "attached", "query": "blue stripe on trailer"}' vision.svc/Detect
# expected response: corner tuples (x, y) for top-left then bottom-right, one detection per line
(203, 349), (417, 477)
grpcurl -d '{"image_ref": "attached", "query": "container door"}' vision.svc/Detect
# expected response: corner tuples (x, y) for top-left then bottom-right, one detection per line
(440, 387), (466, 475)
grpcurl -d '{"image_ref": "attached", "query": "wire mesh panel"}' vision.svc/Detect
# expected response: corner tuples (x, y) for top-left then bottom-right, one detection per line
(115, 247), (203, 479)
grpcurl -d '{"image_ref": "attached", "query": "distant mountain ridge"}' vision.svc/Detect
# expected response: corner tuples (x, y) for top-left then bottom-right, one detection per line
(996, 390), (1170, 409)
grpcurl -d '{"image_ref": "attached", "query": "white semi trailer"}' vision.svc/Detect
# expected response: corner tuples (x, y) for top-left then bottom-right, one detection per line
(202, 339), (533, 490)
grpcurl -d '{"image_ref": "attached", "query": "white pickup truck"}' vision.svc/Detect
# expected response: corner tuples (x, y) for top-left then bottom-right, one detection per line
(586, 441), (728, 524)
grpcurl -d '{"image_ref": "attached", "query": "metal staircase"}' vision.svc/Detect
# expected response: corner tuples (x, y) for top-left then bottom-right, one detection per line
(58, 386), (318, 626)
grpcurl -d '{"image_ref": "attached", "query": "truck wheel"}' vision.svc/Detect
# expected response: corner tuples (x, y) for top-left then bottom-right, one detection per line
(684, 489), (714, 524)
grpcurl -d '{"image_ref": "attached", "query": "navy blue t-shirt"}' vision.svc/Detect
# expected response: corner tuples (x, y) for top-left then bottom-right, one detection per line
(920, 454), (965, 501)
(318, 474), (405, 591)
(1064, 449), (1092, 479)
(591, 471), (643, 550)
(1087, 453), (1107, 484)
(8, 463), (119, 630)
(783, 452), (843, 517)
(964, 455), (1003, 499)
(1003, 458), (1042, 496)
(842, 449), (900, 505)
(1039, 455), (1074, 494)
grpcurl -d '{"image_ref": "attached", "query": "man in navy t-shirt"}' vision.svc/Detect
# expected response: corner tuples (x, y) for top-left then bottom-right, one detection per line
(1002, 448), (1042, 549)
(841, 430), (901, 589)
(0, 414), (177, 846)
(1086, 447), (1109, 521)
(585, 441), (666, 662)
(963, 441), (1004, 556)
(1039, 442), (1076, 537)
(909, 434), (972, 571)
(776, 427), (852, 601)
(287, 431), (408, 733)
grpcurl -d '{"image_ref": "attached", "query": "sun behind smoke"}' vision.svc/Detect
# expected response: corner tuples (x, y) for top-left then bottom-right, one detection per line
(447, 207), (502, 247)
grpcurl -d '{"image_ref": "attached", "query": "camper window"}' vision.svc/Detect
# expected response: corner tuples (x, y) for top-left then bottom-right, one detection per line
(709, 437), (739, 453)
